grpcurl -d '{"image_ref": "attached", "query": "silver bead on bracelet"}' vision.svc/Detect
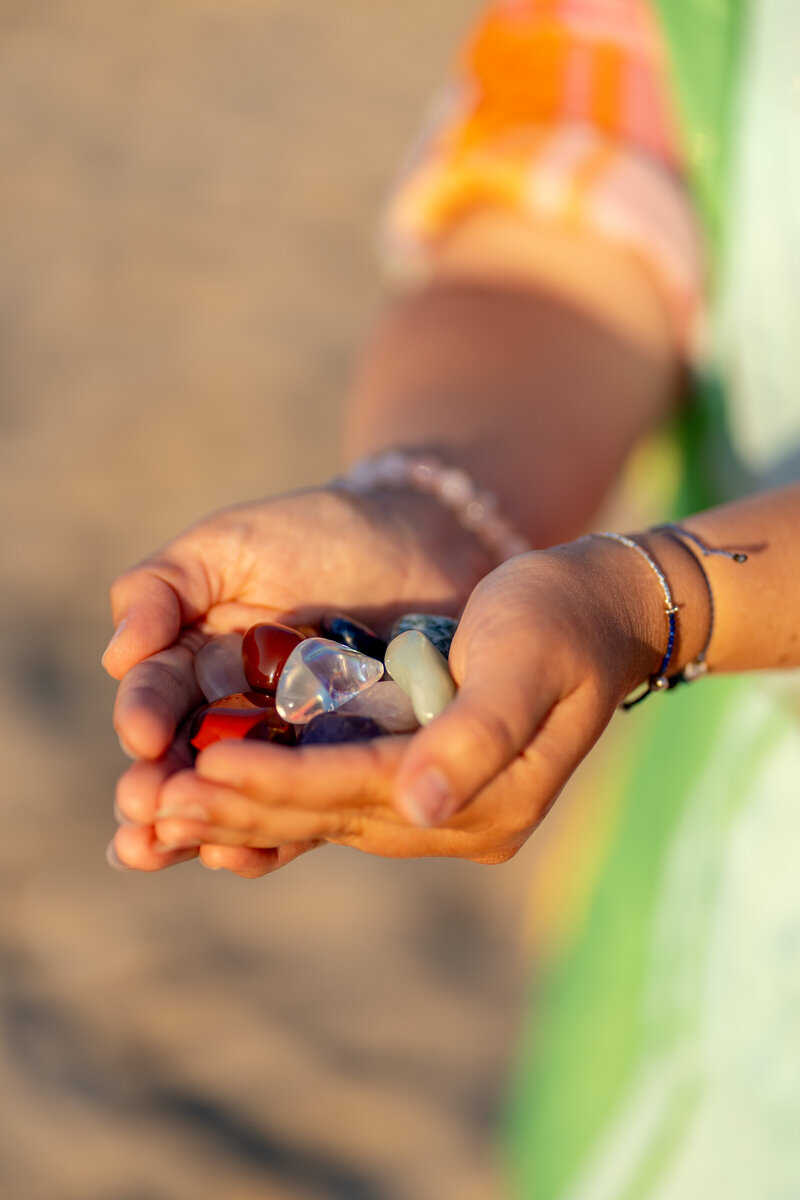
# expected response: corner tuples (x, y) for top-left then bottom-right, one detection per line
(334, 449), (531, 564)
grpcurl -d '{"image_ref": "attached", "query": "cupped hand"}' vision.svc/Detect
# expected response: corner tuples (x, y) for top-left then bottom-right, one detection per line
(105, 485), (491, 873)
(134, 538), (663, 869)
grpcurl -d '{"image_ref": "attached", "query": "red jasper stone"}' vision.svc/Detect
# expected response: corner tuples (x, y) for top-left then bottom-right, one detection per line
(242, 622), (305, 693)
(190, 691), (295, 751)
(293, 623), (321, 639)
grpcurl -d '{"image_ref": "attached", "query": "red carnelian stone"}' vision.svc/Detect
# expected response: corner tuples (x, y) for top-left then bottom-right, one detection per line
(293, 622), (321, 639)
(190, 691), (295, 750)
(242, 622), (305, 693)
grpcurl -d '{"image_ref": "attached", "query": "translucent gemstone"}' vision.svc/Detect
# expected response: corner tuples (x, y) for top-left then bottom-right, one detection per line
(389, 613), (458, 661)
(190, 692), (295, 750)
(194, 633), (248, 702)
(338, 680), (419, 732)
(298, 713), (386, 746)
(321, 612), (387, 662)
(384, 631), (456, 726)
(242, 622), (305, 693)
(275, 637), (384, 725)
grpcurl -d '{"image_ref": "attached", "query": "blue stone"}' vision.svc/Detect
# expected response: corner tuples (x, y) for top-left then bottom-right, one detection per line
(321, 612), (387, 662)
(389, 613), (458, 660)
(298, 713), (386, 746)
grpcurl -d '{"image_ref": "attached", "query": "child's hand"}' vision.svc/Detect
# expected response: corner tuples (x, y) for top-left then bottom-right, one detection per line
(135, 538), (668, 869)
(105, 485), (491, 873)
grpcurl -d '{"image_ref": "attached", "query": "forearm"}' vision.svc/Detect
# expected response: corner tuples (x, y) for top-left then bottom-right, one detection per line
(631, 484), (800, 678)
(345, 213), (682, 548)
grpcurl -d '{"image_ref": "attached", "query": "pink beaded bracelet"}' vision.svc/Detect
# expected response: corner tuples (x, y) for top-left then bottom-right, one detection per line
(335, 450), (531, 565)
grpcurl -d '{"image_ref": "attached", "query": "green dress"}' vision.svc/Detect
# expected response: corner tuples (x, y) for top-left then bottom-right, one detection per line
(506, 3), (800, 1196)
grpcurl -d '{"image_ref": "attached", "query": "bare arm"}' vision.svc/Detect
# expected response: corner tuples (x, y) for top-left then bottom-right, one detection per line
(346, 209), (681, 545)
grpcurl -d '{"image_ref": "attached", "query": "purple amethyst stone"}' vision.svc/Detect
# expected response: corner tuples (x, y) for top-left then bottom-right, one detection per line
(298, 713), (387, 746)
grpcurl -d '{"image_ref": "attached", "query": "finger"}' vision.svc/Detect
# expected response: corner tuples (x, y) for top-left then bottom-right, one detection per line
(115, 720), (194, 823)
(198, 841), (322, 878)
(103, 548), (218, 679)
(151, 767), (364, 848)
(392, 644), (555, 827)
(163, 741), (515, 860)
(153, 765), (500, 860)
(113, 644), (204, 760)
(195, 735), (409, 811)
(115, 761), (319, 874)
(108, 822), (199, 872)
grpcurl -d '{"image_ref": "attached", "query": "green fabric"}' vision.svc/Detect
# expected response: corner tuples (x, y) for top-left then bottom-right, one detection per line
(655, 0), (750, 518)
(504, 6), (753, 1196)
(504, 679), (742, 1199)
(650, 0), (747, 266)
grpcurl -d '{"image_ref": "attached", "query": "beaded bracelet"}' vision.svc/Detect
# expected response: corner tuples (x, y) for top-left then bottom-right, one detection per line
(591, 531), (679, 709)
(650, 522), (748, 686)
(334, 449), (532, 564)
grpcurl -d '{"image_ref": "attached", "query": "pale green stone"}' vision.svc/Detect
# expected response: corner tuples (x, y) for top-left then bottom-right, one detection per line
(384, 630), (456, 726)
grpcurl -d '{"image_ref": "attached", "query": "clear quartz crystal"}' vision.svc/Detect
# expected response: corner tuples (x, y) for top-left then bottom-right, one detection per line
(275, 637), (384, 725)
(194, 633), (248, 701)
(338, 680), (419, 733)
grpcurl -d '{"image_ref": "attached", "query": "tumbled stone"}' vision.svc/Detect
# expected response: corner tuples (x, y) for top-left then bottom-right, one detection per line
(298, 713), (386, 746)
(190, 691), (295, 750)
(194, 633), (249, 702)
(242, 622), (305, 693)
(275, 637), (384, 725)
(338, 680), (419, 733)
(293, 622), (322, 639)
(384, 630), (456, 726)
(321, 612), (387, 662)
(389, 613), (459, 660)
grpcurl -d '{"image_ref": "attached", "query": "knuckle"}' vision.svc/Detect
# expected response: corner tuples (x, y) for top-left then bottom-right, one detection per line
(108, 568), (136, 609)
(333, 811), (365, 842)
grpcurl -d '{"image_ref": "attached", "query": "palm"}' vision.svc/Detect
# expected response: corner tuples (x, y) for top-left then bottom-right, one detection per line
(106, 486), (482, 877)
(137, 488), (471, 647)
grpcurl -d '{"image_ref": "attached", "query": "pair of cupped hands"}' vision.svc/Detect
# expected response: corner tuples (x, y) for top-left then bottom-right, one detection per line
(105, 485), (656, 878)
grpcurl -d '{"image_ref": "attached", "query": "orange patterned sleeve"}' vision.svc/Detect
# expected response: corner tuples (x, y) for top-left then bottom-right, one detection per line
(381, 0), (705, 357)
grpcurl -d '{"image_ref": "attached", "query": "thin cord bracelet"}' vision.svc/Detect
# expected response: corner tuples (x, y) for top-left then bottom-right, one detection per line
(651, 522), (748, 686)
(590, 531), (679, 709)
(334, 449), (532, 565)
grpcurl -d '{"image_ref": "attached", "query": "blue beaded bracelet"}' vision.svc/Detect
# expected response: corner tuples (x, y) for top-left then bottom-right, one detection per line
(650, 522), (748, 687)
(591, 531), (679, 709)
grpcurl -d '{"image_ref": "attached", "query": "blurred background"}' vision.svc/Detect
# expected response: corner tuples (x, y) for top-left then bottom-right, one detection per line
(0, 3), (540, 1196)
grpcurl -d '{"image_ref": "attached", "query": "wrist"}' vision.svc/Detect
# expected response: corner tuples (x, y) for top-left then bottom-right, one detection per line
(579, 529), (712, 700)
(634, 530), (713, 678)
(335, 445), (529, 578)
(329, 482), (496, 608)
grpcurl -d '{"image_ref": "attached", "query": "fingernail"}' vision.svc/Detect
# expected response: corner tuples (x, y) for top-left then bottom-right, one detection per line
(113, 800), (138, 827)
(118, 735), (138, 760)
(106, 840), (132, 871)
(398, 767), (455, 827)
(102, 618), (128, 664)
(154, 804), (209, 822)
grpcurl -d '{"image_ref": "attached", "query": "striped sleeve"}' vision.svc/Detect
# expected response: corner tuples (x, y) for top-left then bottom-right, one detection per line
(381, 0), (705, 357)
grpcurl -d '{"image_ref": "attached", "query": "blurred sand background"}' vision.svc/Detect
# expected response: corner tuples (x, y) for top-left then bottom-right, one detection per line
(0, 3), (540, 1197)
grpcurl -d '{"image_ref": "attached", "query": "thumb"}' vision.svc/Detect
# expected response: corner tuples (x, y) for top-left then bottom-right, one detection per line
(102, 552), (214, 679)
(393, 652), (550, 827)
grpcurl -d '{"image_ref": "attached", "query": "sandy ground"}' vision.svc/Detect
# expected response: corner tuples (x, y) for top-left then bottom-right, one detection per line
(0, 4), (538, 1197)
